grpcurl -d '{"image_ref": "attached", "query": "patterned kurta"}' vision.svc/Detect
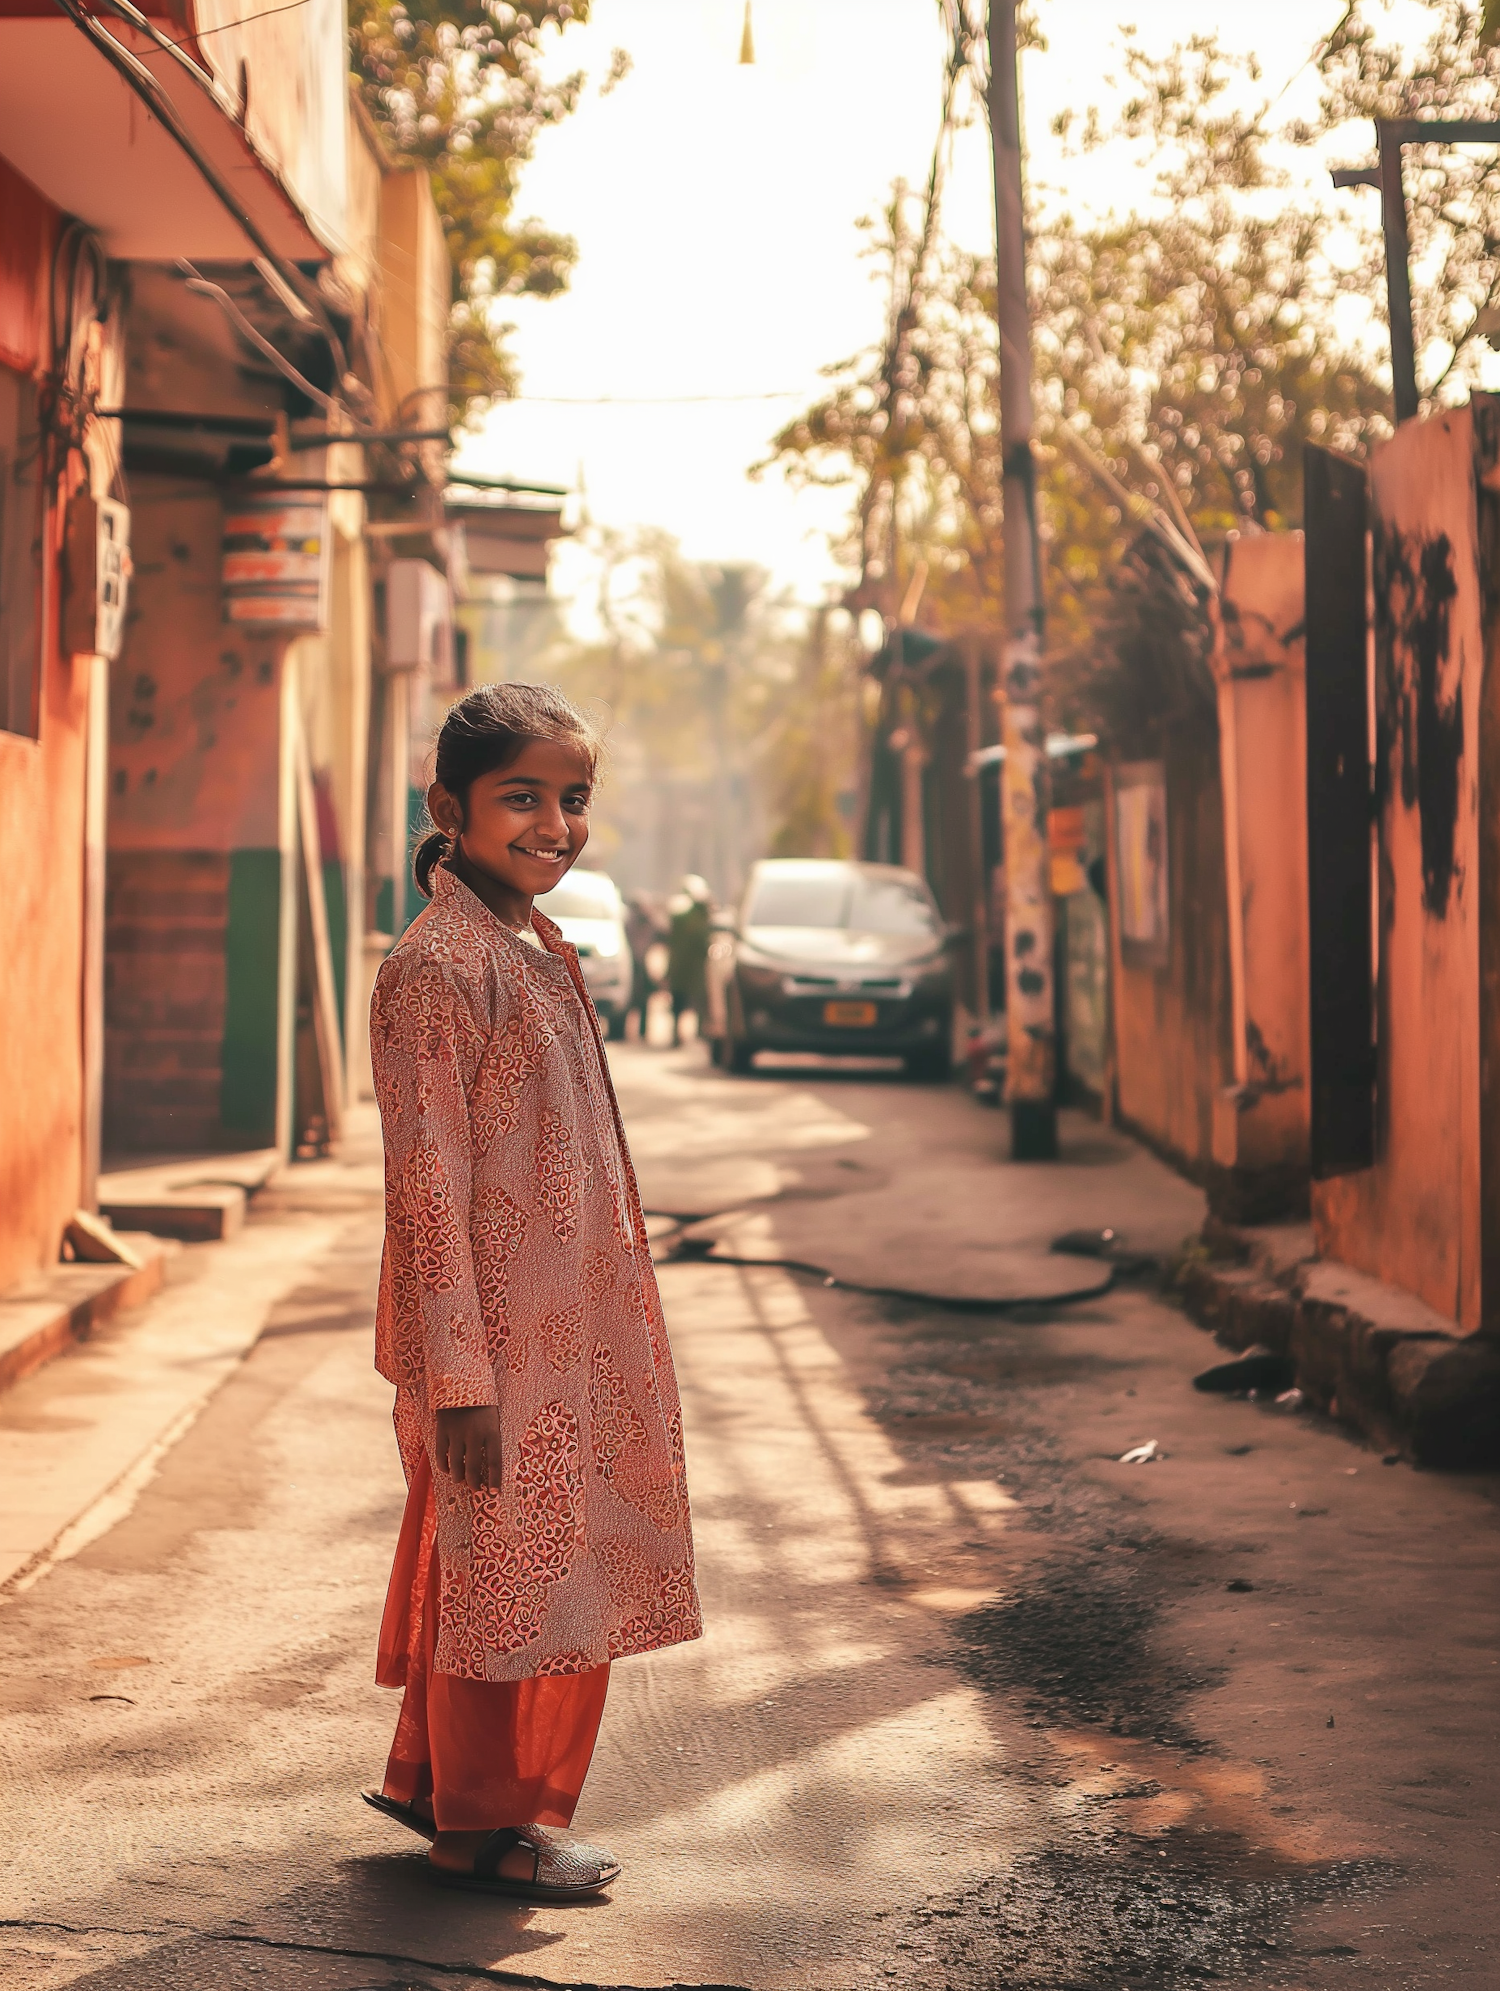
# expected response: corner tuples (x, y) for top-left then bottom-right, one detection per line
(370, 864), (702, 1682)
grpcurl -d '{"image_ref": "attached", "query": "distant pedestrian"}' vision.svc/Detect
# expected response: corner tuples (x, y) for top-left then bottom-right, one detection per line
(363, 683), (701, 1898)
(666, 875), (713, 1046)
(623, 891), (664, 1042)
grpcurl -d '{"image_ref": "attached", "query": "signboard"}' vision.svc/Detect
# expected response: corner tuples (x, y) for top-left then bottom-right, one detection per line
(1114, 761), (1169, 966)
(222, 493), (329, 628)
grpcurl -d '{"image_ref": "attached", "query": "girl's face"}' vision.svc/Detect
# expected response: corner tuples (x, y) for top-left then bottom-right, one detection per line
(429, 738), (593, 911)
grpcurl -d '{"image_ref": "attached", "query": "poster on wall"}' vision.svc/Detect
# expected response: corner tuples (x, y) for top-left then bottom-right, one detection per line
(1114, 761), (1169, 965)
(222, 494), (329, 628)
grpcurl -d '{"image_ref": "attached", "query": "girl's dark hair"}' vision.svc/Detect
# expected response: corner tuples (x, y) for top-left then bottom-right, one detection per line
(413, 682), (602, 898)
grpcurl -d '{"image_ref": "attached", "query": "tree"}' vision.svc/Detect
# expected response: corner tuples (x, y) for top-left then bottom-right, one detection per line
(764, 32), (1391, 739)
(350, 0), (626, 417)
(538, 531), (859, 882)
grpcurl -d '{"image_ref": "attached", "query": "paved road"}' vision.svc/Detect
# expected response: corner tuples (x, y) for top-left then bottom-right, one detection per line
(1, 1046), (1496, 1989)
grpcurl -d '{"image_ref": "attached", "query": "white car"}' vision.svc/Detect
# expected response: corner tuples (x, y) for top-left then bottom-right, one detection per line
(534, 867), (633, 1038)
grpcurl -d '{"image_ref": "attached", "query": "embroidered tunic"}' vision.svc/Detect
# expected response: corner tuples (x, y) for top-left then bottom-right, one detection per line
(370, 865), (701, 1682)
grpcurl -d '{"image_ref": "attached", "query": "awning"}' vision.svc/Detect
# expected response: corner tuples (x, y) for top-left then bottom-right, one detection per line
(0, 11), (327, 262)
(447, 500), (567, 583)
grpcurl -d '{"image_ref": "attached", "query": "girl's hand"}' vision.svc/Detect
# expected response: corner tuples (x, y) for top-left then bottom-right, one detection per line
(436, 1406), (502, 1491)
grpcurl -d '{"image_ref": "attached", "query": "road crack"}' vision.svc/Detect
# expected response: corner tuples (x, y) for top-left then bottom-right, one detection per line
(0, 1917), (750, 1991)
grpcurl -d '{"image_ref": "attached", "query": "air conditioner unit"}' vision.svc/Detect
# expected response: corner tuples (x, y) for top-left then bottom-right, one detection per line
(386, 557), (452, 681)
(62, 492), (131, 660)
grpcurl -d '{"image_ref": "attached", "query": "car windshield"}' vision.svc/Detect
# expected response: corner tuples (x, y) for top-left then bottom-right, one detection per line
(745, 869), (939, 937)
(537, 871), (618, 920)
(849, 874), (942, 935)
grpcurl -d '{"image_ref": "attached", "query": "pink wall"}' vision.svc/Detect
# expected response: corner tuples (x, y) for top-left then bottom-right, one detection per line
(0, 614), (90, 1291)
(109, 480), (284, 856)
(1313, 410), (1483, 1329)
(0, 156), (82, 1291)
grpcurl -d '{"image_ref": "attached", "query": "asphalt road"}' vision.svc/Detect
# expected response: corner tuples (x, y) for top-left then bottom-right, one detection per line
(1, 1045), (1496, 1990)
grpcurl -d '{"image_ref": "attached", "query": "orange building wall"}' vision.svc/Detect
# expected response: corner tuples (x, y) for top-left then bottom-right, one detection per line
(1216, 532), (1311, 1179)
(105, 474), (287, 1154)
(0, 635), (90, 1292)
(0, 152), (83, 1292)
(1312, 410), (1483, 1329)
(1107, 724), (1234, 1178)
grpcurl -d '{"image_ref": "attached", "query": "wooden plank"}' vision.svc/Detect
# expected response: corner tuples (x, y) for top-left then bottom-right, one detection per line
(1470, 392), (1500, 1332)
(1303, 444), (1375, 1177)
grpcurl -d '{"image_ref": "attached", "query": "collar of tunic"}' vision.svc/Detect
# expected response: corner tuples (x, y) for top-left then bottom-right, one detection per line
(429, 862), (576, 973)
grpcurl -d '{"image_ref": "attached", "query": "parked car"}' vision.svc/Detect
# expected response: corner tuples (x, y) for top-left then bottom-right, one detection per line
(704, 858), (954, 1079)
(535, 868), (633, 1038)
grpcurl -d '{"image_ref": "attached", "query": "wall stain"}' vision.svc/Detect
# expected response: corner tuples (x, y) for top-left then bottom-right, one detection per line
(1373, 525), (1464, 916)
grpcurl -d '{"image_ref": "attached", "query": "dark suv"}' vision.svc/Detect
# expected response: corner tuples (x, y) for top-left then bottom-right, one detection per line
(705, 858), (954, 1079)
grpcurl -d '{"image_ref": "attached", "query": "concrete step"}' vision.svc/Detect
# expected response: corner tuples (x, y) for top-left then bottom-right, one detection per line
(97, 1148), (280, 1242)
(0, 1238), (174, 1393)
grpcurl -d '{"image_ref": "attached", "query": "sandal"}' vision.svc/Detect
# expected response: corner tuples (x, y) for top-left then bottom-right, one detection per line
(428, 1823), (621, 1900)
(361, 1788), (437, 1842)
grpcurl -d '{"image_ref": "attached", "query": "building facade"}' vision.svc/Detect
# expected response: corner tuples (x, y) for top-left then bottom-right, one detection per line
(0, 2), (452, 1292)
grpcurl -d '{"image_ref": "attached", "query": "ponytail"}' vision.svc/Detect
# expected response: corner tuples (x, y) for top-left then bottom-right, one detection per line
(412, 682), (602, 899)
(412, 828), (453, 899)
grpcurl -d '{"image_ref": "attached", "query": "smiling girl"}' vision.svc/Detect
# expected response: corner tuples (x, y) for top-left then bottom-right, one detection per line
(363, 683), (701, 1899)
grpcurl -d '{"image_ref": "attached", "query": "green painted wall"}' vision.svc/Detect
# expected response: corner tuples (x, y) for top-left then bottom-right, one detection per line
(322, 858), (348, 1041)
(403, 785), (429, 934)
(221, 849), (281, 1138)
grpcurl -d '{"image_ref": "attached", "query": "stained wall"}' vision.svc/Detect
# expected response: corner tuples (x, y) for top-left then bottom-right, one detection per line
(1313, 409), (1484, 1329)
(0, 152), (84, 1288)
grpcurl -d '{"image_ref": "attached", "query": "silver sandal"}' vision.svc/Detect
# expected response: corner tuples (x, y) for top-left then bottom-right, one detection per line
(429, 1823), (621, 1899)
(361, 1787), (436, 1842)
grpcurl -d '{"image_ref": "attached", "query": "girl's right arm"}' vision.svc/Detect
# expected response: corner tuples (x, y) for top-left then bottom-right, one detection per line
(371, 955), (498, 1421)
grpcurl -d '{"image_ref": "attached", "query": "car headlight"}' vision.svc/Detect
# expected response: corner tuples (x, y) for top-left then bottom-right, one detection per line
(592, 929), (621, 959)
(736, 959), (784, 992)
(909, 951), (950, 981)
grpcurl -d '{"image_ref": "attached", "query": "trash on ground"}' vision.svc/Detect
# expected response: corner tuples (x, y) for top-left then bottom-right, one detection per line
(1275, 1387), (1305, 1411)
(1192, 1347), (1296, 1395)
(1051, 1227), (1155, 1273)
(1118, 1439), (1160, 1464)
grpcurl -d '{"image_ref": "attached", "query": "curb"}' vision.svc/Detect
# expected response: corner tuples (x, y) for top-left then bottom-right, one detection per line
(0, 1238), (173, 1394)
(1174, 1230), (1500, 1470)
(96, 1148), (280, 1243)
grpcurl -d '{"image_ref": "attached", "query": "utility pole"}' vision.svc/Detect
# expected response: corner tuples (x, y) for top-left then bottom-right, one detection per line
(1333, 117), (1500, 426)
(987, 0), (1056, 1160)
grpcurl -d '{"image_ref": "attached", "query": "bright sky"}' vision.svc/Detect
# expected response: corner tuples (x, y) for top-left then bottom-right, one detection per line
(454, 0), (1420, 608)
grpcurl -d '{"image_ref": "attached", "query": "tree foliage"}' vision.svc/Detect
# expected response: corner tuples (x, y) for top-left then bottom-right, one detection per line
(542, 531), (859, 871)
(764, 30), (1393, 740)
(350, 0), (623, 415)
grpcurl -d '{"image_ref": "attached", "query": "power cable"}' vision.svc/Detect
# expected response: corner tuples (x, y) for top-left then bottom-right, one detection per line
(494, 390), (810, 406)
(176, 261), (342, 417)
(652, 1212), (1124, 1312)
(153, 0), (312, 54)
(50, 0), (364, 418)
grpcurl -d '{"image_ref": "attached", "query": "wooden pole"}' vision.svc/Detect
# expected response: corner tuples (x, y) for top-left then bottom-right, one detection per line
(1377, 125), (1419, 426)
(987, 0), (1056, 1158)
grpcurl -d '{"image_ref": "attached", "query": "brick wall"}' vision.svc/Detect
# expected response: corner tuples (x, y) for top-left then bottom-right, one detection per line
(104, 850), (229, 1156)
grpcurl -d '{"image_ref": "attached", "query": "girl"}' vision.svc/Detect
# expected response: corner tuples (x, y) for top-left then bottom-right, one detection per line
(363, 683), (701, 1898)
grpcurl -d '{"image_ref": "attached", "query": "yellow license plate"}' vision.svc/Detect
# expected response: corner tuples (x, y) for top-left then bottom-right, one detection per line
(824, 999), (877, 1026)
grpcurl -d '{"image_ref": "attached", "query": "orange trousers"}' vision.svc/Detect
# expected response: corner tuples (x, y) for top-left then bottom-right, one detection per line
(377, 1450), (609, 1833)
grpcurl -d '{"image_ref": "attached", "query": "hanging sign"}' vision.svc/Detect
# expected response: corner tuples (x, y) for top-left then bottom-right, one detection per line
(222, 493), (329, 628)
